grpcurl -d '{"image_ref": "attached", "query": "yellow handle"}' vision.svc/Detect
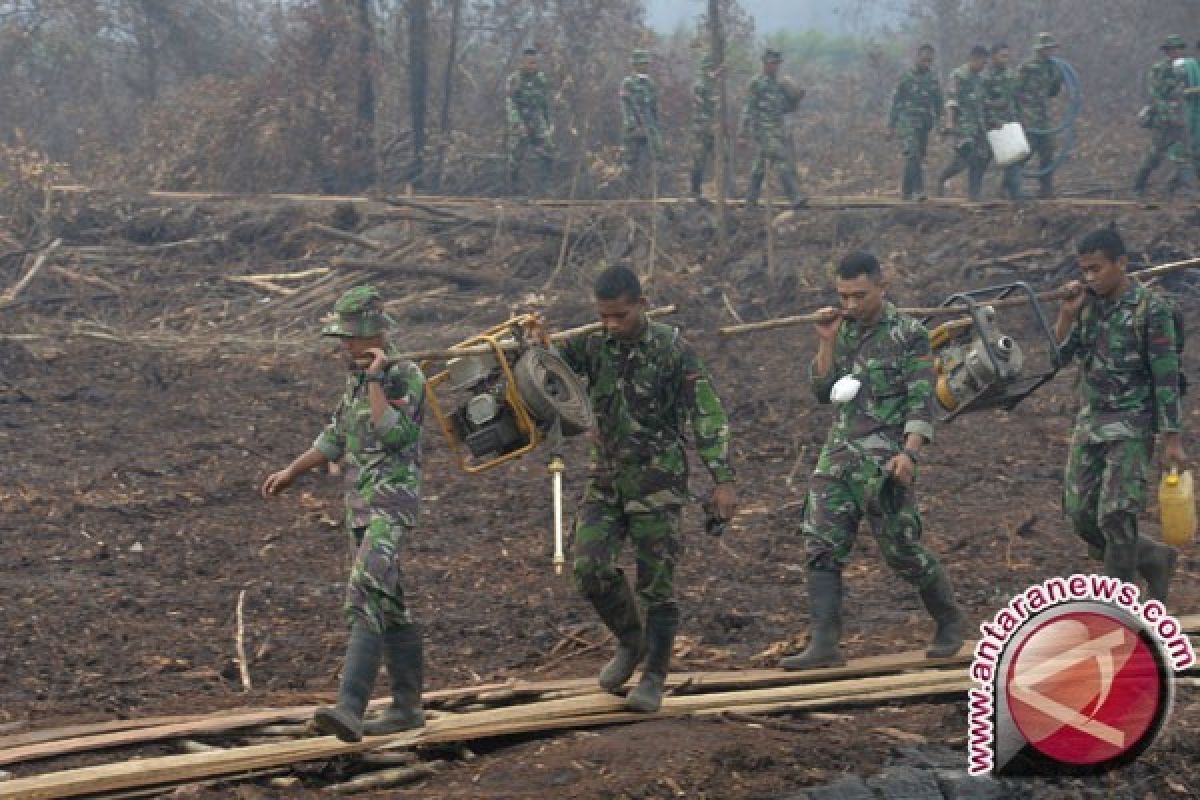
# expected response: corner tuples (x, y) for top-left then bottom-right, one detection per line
(1166, 468), (1179, 487)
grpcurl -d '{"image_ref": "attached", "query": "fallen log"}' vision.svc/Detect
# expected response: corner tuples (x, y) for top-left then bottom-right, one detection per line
(330, 257), (498, 286)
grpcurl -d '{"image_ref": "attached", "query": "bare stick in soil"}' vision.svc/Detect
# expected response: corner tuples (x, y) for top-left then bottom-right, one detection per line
(235, 590), (251, 693)
(0, 239), (62, 309)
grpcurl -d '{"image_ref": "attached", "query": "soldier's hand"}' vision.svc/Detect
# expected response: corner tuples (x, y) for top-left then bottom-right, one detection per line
(364, 347), (389, 374)
(1162, 433), (1187, 472)
(261, 468), (295, 499)
(521, 313), (552, 348)
(886, 453), (916, 486)
(1058, 280), (1088, 319)
(712, 482), (738, 522)
(813, 307), (843, 341)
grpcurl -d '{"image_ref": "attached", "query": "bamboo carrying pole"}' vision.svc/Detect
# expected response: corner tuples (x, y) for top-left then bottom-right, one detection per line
(718, 256), (1200, 338)
(394, 305), (676, 362)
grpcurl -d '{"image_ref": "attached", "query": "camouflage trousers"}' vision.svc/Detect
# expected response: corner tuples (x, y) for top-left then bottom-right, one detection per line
(1062, 433), (1151, 562)
(572, 468), (683, 612)
(896, 119), (932, 198)
(690, 129), (714, 185)
(345, 518), (413, 634)
(621, 130), (664, 195)
(508, 127), (554, 186)
(748, 132), (802, 199)
(938, 135), (989, 200)
(801, 451), (941, 588)
(1138, 124), (1194, 176)
(1021, 130), (1056, 196)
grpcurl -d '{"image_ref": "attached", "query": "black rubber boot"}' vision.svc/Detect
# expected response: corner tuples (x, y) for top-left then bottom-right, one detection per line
(1175, 166), (1200, 199)
(1132, 162), (1154, 197)
(918, 568), (968, 659)
(362, 624), (426, 735)
(1038, 173), (1054, 199)
(780, 569), (846, 670)
(690, 168), (704, 198)
(781, 171), (808, 209)
(913, 162), (927, 200)
(314, 625), (382, 742)
(966, 160), (985, 202)
(744, 171), (764, 208)
(591, 577), (645, 692)
(1103, 540), (1138, 584)
(1137, 535), (1178, 603)
(625, 605), (679, 713)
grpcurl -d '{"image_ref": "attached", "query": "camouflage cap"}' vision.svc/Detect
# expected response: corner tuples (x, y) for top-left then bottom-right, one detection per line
(763, 48), (783, 63)
(321, 285), (386, 337)
(1033, 32), (1058, 50)
(631, 49), (651, 64)
(1162, 34), (1187, 50)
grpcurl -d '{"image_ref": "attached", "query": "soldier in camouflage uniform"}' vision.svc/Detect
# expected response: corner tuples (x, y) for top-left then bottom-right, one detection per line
(780, 252), (967, 671)
(739, 48), (808, 209)
(936, 46), (989, 202)
(620, 49), (662, 195)
(506, 46), (555, 194)
(540, 265), (737, 712)
(1132, 35), (1199, 199)
(1015, 32), (1063, 199)
(981, 43), (1024, 201)
(887, 43), (943, 202)
(262, 286), (427, 742)
(689, 55), (717, 198)
(1054, 228), (1185, 602)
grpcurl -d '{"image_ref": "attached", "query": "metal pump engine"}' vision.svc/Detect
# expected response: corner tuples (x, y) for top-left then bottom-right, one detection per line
(928, 282), (1062, 421)
(424, 315), (594, 473)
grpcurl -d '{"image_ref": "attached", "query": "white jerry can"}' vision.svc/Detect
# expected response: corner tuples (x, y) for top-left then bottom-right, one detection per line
(987, 122), (1032, 167)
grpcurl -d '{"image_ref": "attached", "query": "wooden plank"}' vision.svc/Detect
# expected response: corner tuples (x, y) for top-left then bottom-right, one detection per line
(0, 715), (210, 752)
(0, 669), (967, 800)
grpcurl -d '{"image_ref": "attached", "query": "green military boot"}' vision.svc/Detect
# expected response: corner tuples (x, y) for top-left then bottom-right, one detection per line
(313, 624), (382, 743)
(744, 172), (764, 208)
(780, 569), (846, 670)
(362, 624), (426, 735)
(689, 168), (704, 199)
(1136, 535), (1178, 603)
(918, 568), (968, 659)
(592, 577), (645, 692)
(1132, 162), (1154, 198)
(625, 605), (679, 713)
(780, 171), (809, 209)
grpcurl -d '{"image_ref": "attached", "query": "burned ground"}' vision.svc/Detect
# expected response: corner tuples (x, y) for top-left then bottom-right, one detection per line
(2, 192), (1199, 798)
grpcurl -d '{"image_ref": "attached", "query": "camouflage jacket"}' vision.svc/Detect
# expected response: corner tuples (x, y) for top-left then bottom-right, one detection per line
(888, 66), (943, 130)
(507, 69), (552, 130)
(1015, 57), (1062, 130)
(740, 74), (796, 140)
(692, 72), (716, 134)
(314, 356), (426, 528)
(559, 320), (734, 493)
(1059, 284), (1183, 441)
(981, 64), (1017, 130)
(947, 65), (986, 138)
(620, 73), (659, 133)
(810, 303), (936, 474)
(1147, 59), (1186, 128)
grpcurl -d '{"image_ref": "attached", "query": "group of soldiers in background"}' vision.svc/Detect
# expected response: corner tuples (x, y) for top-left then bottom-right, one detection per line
(505, 33), (1200, 204)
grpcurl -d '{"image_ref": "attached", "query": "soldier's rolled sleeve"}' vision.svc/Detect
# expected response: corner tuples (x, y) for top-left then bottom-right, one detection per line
(1148, 305), (1184, 434)
(809, 358), (837, 404)
(314, 421), (344, 462)
(376, 364), (425, 448)
(902, 327), (936, 444)
(682, 349), (735, 483)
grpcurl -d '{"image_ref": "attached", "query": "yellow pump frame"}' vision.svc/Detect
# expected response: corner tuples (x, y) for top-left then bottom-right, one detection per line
(423, 315), (542, 474)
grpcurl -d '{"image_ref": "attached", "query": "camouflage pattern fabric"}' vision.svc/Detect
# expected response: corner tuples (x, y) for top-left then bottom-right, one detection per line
(980, 64), (1024, 199)
(620, 72), (662, 174)
(740, 74), (803, 202)
(689, 68), (716, 190)
(1057, 284), (1183, 441)
(801, 303), (941, 587)
(506, 68), (554, 183)
(1015, 56), (1062, 194)
(322, 285), (387, 338)
(314, 356), (426, 633)
(888, 66), (943, 198)
(1063, 436), (1149, 562)
(1140, 59), (1194, 171)
(939, 65), (989, 199)
(559, 320), (733, 609)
